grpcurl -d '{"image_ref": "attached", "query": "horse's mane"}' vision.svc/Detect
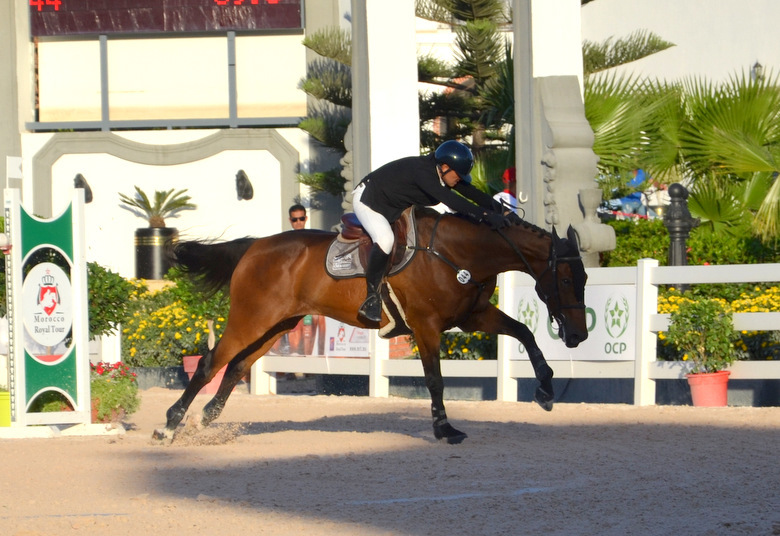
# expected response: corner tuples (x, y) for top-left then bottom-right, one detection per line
(413, 205), (552, 240)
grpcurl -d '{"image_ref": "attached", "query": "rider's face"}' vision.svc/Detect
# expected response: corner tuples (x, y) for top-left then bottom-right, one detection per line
(440, 165), (461, 188)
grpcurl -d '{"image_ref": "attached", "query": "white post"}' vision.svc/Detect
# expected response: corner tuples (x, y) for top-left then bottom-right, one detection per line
(368, 331), (389, 397)
(634, 258), (659, 405)
(71, 189), (91, 421)
(496, 272), (518, 401)
(249, 358), (275, 396)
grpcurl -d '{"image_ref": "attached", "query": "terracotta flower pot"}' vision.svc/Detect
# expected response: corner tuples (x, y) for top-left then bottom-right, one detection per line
(686, 370), (730, 407)
(182, 355), (228, 395)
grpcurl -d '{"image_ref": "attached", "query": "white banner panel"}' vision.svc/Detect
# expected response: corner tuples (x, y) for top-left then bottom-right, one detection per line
(324, 317), (370, 358)
(509, 284), (635, 361)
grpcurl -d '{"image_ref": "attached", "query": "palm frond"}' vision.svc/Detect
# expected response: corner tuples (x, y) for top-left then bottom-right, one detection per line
(583, 30), (675, 75)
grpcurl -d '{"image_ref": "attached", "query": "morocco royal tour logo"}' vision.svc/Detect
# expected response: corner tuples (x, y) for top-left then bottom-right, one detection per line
(38, 273), (60, 316)
(22, 262), (73, 352)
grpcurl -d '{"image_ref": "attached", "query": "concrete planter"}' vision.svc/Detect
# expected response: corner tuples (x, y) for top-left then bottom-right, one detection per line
(129, 366), (187, 390)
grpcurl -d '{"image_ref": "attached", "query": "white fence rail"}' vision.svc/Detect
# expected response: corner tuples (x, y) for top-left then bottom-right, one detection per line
(251, 260), (780, 405)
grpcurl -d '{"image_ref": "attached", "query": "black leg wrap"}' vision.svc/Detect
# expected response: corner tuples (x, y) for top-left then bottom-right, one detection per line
(431, 405), (468, 445)
(530, 352), (555, 411)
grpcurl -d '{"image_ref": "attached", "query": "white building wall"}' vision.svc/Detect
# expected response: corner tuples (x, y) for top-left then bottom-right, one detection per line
(21, 128), (309, 279)
(581, 0), (779, 82)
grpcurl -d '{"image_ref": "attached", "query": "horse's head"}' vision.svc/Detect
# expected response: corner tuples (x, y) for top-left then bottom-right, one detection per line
(534, 226), (588, 348)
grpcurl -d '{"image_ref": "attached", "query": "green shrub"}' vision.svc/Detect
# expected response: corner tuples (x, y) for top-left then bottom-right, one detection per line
(601, 219), (669, 267)
(87, 262), (135, 340)
(121, 274), (229, 367)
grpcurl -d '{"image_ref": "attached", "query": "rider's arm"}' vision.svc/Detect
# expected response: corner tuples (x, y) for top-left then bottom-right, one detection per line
(454, 181), (499, 211)
(424, 183), (488, 219)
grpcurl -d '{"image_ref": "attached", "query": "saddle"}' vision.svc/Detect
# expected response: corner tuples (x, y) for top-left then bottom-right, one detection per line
(325, 207), (417, 279)
(325, 207), (419, 339)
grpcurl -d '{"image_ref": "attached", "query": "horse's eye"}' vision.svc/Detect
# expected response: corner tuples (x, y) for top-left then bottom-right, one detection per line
(561, 278), (572, 286)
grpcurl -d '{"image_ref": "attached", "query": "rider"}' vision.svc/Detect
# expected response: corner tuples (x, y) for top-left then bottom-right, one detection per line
(352, 140), (510, 323)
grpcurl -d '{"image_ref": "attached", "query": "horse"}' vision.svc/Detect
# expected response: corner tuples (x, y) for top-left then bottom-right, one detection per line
(152, 206), (588, 444)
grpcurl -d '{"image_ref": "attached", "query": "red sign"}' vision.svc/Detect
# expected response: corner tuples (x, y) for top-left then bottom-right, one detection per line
(29, 0), (303, 37)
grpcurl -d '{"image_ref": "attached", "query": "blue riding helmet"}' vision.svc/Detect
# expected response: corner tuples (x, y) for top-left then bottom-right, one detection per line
(434, 140), (474, 183)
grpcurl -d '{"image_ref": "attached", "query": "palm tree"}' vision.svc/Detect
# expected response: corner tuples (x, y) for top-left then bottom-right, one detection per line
(681, 73), (780, 240)
(118, 187), (196, 228)
(296, 27), (352, 197)
(416, 0), (511, 155)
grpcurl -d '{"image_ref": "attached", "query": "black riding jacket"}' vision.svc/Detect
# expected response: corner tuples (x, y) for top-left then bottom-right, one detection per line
(357, 154), (497, 223)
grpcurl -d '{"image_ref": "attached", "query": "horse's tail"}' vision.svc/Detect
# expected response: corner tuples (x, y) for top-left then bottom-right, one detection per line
(171, 237), (257, 294)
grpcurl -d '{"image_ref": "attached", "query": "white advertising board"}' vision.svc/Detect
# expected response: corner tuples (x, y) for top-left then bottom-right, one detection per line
(509, 284), (635, 361)
(324, 317), (370, 358)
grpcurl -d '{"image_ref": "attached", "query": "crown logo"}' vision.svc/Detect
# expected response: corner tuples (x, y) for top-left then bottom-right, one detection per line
(41, 274), (55, 286)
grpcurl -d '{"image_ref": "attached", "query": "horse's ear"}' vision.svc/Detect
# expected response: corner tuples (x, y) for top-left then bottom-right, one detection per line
(566, 225), (580, 250)
(551, 226), (560, 241)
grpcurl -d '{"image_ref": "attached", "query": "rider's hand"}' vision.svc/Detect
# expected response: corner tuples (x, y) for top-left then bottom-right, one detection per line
(505, 211), (522, 225)
(483, 212), (508, 230)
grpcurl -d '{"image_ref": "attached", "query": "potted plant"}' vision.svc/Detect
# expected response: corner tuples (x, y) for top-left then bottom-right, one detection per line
(120, 276), (228, 389)
(90, 361), (140, 423)
(119, 187), (196, 279)
(665, 296), (741, 406)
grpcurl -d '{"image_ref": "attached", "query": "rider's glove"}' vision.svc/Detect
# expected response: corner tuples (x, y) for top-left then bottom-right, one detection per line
(505, 211), (522, 225)
(483, 212), (508, 230)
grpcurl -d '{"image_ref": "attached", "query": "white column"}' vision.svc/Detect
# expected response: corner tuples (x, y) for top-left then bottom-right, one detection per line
(351, 0), (420, 174)
(513, 0), (584, 226)
(352, 0), (419, 397)
(496, 273), (518, 401)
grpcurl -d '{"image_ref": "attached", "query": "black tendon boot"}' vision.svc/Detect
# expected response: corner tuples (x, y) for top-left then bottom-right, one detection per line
(358, 245), (390, 322)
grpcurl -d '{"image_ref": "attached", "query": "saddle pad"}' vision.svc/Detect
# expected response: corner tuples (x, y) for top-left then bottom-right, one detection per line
(325, 208), (417, 279)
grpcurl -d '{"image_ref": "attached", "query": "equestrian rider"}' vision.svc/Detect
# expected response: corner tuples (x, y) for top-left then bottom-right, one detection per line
(352, 140), (510, 323)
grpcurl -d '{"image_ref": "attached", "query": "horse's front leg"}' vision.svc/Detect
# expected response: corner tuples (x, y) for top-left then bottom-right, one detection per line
(459, 306), (555, 411)
(414, 328), (468, 444)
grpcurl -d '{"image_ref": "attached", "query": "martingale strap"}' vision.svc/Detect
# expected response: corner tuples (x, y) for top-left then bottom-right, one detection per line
(410, 212), (487, 292)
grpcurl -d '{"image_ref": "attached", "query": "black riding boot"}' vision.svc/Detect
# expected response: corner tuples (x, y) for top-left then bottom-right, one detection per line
(358, 245), (390, 322)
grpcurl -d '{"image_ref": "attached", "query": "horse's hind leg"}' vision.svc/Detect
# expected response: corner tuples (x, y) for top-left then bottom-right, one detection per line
(201, 356), (253, 427)
(200, 316), (303, 428)
(152, 346), (219, 441)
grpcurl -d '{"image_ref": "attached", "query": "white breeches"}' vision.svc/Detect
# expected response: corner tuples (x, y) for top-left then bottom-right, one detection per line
(352, 183), (394, 254)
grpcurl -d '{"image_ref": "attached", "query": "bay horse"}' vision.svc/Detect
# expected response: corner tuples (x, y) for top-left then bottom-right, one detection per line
(152, 206), (588, 444)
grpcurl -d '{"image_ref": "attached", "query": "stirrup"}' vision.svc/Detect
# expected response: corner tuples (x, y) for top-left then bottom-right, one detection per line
(358, 293), (382, 322)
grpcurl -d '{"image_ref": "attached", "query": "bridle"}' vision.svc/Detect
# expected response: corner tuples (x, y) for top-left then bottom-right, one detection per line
(495, 226), (586, 327)
(412, 213), (585, 326)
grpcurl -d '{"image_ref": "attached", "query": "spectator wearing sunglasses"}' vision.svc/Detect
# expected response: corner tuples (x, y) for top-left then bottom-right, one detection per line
(288, 203), (307, 229)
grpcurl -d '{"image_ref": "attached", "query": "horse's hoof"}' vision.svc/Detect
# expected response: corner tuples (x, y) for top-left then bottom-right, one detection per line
(185, 413), (205, 430)
(444, 431), (468, 445)
(534, 386), (554, 412)
(433, 423), (468, 444)
(152, 428), (174, 444)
